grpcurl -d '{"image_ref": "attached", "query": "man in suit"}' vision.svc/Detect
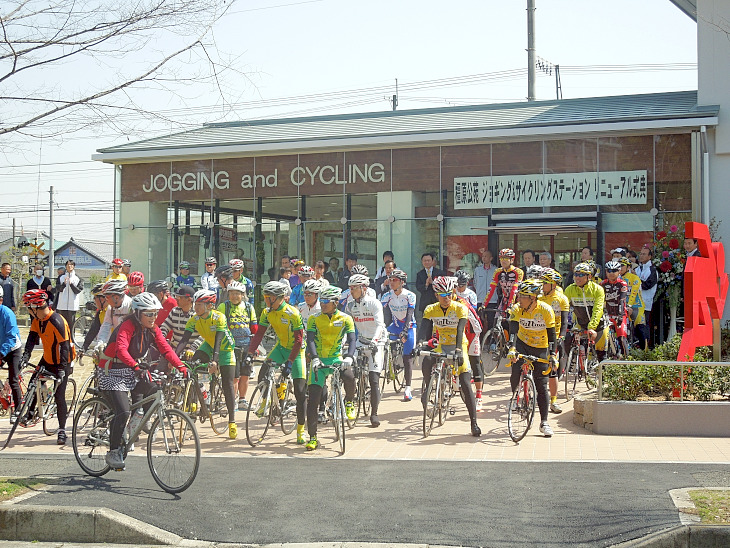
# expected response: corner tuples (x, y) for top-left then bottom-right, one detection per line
(684, 237), (701, 259)
(415, 252), (445, 315)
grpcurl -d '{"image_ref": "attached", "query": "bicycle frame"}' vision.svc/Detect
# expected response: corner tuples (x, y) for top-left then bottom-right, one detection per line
(419, 349), (459, 437)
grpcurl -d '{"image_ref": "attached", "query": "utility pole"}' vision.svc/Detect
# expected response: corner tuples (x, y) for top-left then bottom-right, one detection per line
(49, 186), (54, 277)
(527, 0), (536, 101)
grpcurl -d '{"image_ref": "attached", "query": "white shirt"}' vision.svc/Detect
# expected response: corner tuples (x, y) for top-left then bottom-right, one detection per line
(297, 300), (321, 325)
(345, 294), (387, 343)
(201, 271), (219, 291)
(635, 261), (657, 312)
(98, 295), (133, 343)
(456, 287), (478, 308)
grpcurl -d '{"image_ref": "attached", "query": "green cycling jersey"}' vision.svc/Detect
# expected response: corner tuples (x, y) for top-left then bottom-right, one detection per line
(563, 280), (605, 331)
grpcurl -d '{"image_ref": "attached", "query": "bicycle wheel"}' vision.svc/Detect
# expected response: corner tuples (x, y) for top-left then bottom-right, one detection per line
(480, 329), (503, 376)
(585, 347), (599, 390)
(332, 383), (346, 454)
(72, 397), (112, 476)
(438, 372), (451, 426)
(147, 408), (200, 494)
(508, 375), (536, 443)
(358, 370), (371, 422)
(422, 373), (440, 438)
(392, 349), (405, 392)
(43, 378), (76, 436)
(208, 375), (229, 435)
(279, 377), (297, 435)
(245, 381), (272, 447)
(1, 383), (35, 450)
(74, 373), (96, 414)
(73, 315), (91, 345)
(380, 345), (391, 394)
(564, 347), (580, 400)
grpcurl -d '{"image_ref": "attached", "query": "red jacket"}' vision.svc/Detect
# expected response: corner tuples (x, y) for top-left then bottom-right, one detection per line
(99, 317), (183, 370)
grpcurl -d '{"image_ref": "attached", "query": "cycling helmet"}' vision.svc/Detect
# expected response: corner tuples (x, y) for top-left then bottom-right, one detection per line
(298, 265), (315, 277)
(226, 280), (246, 294)
(302, 279), (322, 294)
(432, 276), (458, 294)
(91, 283), (105, 296)
(111, 258), (124, 267)
(541, 268), (563, 285)
(347, 274), (370, 287)
(131, 292), (162, 312)
(193, 289), (217, 304)
(146, 280), (169, 295)
(517, 280), (543, 297)
(23, 289), (49, 308)
(389, 269), (407, 281)
(586, 260), (599, 274)
(205, 257), (217, 265)
(173, 285), (195, 298)
(121, 259), (131, 267)
(605, 260), (622, 271)
(573, 262), (593, 275)
(319, 285), (342, 302)
(454, 270), (470, 286)
(618, 256), (632, 268)
(214, 265), (234, 279)
(262, 280), (289, 298)
(102, 279), (128, 295)
(498, 248), (516, 259)
(178, 261), (190, 269)
(127, 271), (145, 287)
(351, 264), (369, 276)
(229, 259), (244, 270)
(526, 265), (545, 280)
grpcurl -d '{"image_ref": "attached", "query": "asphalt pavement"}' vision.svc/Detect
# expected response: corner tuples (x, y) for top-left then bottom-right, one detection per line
(3, 453), (730, 547)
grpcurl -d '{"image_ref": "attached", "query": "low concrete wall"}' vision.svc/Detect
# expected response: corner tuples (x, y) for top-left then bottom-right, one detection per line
(613, 524), (730, 547)
(574, 395), (730, 437)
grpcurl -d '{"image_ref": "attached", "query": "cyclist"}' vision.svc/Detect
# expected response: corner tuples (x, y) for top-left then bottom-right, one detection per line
(160, 285), (201, 365)
(481, 248), (524, 330)
(147, 280), (177, 326)
(21, 289), (74, 445)
(601, 261), (630, 357)
(229, 259), (255, 305)
(564, 262), (607, 362)
(506, 280), (557, 437)
(175, 289), (238, 439)
(619, 256), (647, 349)
(176, 262), (195, 287)
(97, 279), (132, 344)
(338, 264), (375, 308)
(290, 265), (315, 307)
(80, 283), (107, 355)
(344, 273), (387, 427)
(0, 291), (23, 423)
(218, 280), (258, 411)
(304, 285), (357, 450)
(105, 258), (127, 282)
(244, 281), (308, 444)
(298, 279), (322, 324)
(418, 276), (481, 437)
(380, 269), (417, 401)
(453, 270), (484, 410)
(120, 259), (132, 277)
(127, 271), (145, 297)
(201, 257), (220, 291)
(214, 264), (235, 304)
(539, 268), (570, 414)
(98, 292), (188, 471)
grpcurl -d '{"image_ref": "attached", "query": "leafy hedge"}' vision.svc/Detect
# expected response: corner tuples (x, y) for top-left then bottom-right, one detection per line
(601, 335), (730, 401)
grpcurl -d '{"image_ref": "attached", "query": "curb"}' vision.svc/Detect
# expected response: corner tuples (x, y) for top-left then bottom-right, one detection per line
(611, 524), (730, 547)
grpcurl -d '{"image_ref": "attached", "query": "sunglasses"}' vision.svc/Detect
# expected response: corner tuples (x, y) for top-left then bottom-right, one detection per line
(606, 268), (620, 273)
(574, 273), (588, 278)
(141, 311), (159, 318)
(112, 265), (121, 268)
(205, 263), (216, 266)
(436, 292), (452, 298)
(319, 298), (337, 304)
(303, 292), (317, 297)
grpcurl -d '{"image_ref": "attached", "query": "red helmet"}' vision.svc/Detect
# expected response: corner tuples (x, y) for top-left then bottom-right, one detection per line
(127, 271), (145, 287)
(498, 248), (516, 259)
(23, 289), (49, 308)
(111, 258), (124, 267)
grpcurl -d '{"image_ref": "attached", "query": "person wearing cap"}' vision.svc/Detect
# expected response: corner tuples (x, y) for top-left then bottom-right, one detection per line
(337, 253), (359, 289)
(120, 259), (132, 277)
(105, 258), (127, 282)
(214, 264), (234, 304)
(229, 259), (255, 305)
(201, 257), (219, 291)
(176, 262), (195, 287)
(290, 265), (315, 306)
(160, 285), (202, 365)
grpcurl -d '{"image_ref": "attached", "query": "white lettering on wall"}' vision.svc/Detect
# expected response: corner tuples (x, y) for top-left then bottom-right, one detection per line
(143, 171), (231, 193)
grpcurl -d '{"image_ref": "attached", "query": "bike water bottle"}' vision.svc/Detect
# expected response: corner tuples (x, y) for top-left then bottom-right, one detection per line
(203, 389), (210, 405)
(277, 382), (287, 401)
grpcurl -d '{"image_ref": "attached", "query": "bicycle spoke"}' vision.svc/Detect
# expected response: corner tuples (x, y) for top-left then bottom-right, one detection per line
(245, 382), (272, 447)
(72, 397), (112, 476)
(147, 408), (200, 494)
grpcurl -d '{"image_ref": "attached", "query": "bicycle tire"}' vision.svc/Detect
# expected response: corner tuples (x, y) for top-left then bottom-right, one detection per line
(74, 373), (96, 414)
(279, 377), (297, 435)
(392, 349), (405, 393)
(147, 408), (200, 494)
(1, 383), (35, 450)
(480, 329), (503, 377)
(357, 370), (371, 423)
(332, 383), (345, 454)
(43, 378), (77, 436)
(181, 379), (202, 422)
(208, 375), (229, 435)
(422, 373), (439, 438)
(564, 347), (580, 400)
(71, 397), (112, 476)
(438, 370), (452, 426)
(245, 381), (272, 447)
(380, 345), (390, 394)
(508, 374), (536, 442)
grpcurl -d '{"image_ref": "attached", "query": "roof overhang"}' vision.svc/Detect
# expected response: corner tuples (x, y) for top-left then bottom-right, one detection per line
(668, 0), (697, 21)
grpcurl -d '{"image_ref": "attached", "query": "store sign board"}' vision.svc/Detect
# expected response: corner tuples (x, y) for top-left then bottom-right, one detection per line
(453, 170), (648, 210)
(219, 227), (238, 252)
(54, 245), (107, 268)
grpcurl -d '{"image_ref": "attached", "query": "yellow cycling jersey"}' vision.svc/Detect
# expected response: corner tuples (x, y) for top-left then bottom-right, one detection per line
(622, 272), (645, 308)
(539, 287), (569, 336)
(423, 300), (470, 354)
(185, 309), (235, 351)
(306, 310), (355, 359)
(259, 302), (304, 351)
(508, 300), (556, 349)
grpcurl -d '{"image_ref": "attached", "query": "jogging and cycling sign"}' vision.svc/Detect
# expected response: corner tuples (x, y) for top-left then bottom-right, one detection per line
(453, 170), (648, 209)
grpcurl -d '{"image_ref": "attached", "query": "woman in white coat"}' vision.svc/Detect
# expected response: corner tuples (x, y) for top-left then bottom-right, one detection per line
(55, 260), (84, 343)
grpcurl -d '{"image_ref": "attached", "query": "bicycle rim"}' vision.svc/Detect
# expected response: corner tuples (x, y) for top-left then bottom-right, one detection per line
(334, 386), (345, 454)
(208, 376), (229, 435)
(359, 371), (371, 422)
(147, 408), (200, 494)
(181, 380), (200, 422)
(508, 376), (536, 442)
(564, 348), (579, 401)
(438, 373), (451, 426)
(480, 330), (502, 376)
(422, 374), (439, 438)
(71, 397), (112, 476)
(393, 351), (405, 392)
(245, 382), (272, 447)
(279, 378), (297, 435)
(74, 373), (95, 415)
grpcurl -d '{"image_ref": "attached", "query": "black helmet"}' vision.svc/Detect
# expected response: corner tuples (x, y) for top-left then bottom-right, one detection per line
(454, 270), (470, 286)
(146, 280), (169, 295)
(214, 264), (234, 279)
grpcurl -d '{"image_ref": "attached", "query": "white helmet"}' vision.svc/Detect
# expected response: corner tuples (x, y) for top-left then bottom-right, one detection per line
(131, 292), (162, 312)
(263, 280), (290, 298)
(193, 289), (217, 304)
(319, 286), (342, 302)
(302, 279), (322, 294)
(351, 264), (369, 276)
(102, 279), (128, 295)
(227, 280), (246, 294)
(347, 274), (370, 287)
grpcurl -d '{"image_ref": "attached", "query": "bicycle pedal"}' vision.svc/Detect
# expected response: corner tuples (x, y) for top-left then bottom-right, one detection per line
(449, 408), (456, 416)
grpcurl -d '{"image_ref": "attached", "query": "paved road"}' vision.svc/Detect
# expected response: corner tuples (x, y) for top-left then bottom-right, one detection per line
(3, 454), (730, 547)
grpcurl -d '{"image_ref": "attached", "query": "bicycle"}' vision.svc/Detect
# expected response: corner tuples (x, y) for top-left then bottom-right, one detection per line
(507, 352), (550, 442)
(2, 362), (77, 449)
(604, 315), (629, 359)
(564, 328), (598, 400)
(353, 337), (380, 424)
(173, 360), (229, 435)
(381, 337), (406, 394)
(418, 347), (460, 438)
(245, 359), (296, 447)
(73, 302), (97, 345)
(71, 370), (200, 494)
(313, 359), (348, 454)
(0, 362), (28, 417)
(480, 309), (509, 376)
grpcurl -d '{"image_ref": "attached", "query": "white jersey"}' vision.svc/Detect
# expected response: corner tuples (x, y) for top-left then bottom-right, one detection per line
(456, 287), (478, 308)
(339, 286), (376, 308)
(297, 300), (321, 325)
(344, 295), (386, 343)
(97, 294), (133, 343)
(380, 288), (417, 327)
(201, 272), (220, 291)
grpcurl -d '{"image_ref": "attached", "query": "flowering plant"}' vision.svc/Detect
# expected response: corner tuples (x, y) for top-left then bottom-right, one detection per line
(651, 223), (685, 308)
